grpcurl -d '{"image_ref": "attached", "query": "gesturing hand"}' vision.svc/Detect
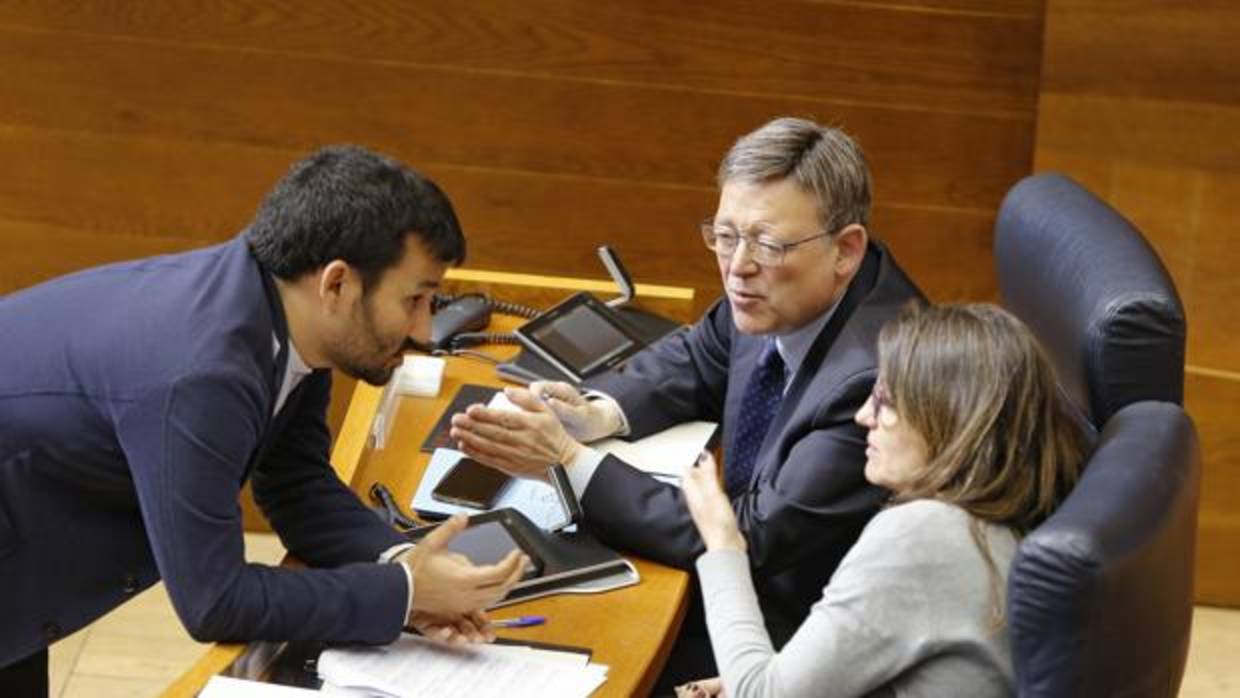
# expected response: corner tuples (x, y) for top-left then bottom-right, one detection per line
(681, 451), (747, 553)
(449, 387), (584, 479)
(397, 515), (527, 620)
(528, 381), (623, 443)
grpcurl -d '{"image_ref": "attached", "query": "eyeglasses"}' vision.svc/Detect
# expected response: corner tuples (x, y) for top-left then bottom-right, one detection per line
(700, 221), (833, 267)
(870, 382), (899, 427)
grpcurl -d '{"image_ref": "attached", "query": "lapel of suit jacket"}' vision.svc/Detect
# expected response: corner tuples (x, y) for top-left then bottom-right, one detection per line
(243, 256), (293, 483)
(749, 243), (882, 478)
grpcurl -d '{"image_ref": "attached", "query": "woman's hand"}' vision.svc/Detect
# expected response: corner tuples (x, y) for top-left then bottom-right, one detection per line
(682, 451), (747, 552)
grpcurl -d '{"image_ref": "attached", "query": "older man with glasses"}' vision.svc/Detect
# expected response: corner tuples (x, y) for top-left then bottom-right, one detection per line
(450, 117), (925, 686)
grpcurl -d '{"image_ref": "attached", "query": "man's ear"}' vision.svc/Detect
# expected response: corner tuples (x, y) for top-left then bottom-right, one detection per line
(317, 260), (358, 313)
(833, 224), (868, 277)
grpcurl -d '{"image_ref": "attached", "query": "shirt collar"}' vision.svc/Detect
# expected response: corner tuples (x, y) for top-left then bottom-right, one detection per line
(286, 338), (313, 379)
(272, 333), (313, 378)
(773, 292), (844, 384)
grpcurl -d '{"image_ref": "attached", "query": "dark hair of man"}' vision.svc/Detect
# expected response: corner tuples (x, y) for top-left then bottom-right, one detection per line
(246, 145), (465, 293)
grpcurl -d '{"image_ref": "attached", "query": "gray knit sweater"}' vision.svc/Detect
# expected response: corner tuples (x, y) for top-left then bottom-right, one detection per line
(696, 499), (1016, 698)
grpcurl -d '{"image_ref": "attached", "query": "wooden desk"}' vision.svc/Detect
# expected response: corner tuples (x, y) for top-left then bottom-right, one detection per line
(164, 270), (695, 697)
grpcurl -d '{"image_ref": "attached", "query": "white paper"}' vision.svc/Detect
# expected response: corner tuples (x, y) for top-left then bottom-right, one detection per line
(200, 675), (322, 697)
(318, 635), (607, 698)
(593, 420), (717, 478)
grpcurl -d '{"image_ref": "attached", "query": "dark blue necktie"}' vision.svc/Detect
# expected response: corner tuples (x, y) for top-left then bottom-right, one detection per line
(726, 340), (785, 496)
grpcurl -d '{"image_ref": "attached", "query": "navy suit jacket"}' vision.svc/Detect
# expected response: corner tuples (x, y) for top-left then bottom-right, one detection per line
(584, 242), (923, 642)
(0, 236), (408, 666)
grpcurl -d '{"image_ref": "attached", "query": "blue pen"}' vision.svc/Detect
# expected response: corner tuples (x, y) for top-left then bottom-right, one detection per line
(491, 615), (546, 628)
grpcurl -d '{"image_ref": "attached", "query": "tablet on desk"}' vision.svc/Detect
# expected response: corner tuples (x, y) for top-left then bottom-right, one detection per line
(408, 511), (544, 581)
(514, 292), (645, 383)
(447, 521), (542, 579)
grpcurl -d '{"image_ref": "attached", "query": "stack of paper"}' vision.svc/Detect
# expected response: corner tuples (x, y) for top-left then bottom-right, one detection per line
(317, 635), (608, 697)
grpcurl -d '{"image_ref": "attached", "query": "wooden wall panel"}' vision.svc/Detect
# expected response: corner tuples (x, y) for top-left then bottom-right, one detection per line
(0, 27), (1030, 216)
(0, 0), (1041, 114)
(0, 0), (1041, 305)
(1188, 371), (1240, 605)
(0, 123), (998, 313)
(1037, 0), (1240, 605)
(0, 2), (1041, 530)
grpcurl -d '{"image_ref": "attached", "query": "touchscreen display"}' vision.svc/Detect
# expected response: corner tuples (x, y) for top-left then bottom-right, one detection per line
(447, 521), (522, 566)
(447, 521), (540, 578)
(528, 304), (635, 373)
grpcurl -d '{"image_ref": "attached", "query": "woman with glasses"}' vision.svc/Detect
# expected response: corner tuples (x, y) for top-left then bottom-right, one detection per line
(677, 303), (1089, 698)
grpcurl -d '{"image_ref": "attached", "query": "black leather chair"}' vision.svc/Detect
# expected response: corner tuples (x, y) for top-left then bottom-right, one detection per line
(995, 173), (1201, 697)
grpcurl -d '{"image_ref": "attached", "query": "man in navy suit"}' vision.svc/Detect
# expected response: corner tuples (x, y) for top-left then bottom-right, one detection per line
(0, 146), (526, 695)
(450, 118), (924, 684)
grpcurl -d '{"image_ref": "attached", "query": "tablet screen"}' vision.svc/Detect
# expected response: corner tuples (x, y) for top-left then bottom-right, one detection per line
(527, 304), (634, 373)
(447, 521), (540, 578)
(516, 293), (643, 380)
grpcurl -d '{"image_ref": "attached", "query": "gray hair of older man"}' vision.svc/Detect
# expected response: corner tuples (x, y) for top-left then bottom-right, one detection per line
(717, 117), (872, 234)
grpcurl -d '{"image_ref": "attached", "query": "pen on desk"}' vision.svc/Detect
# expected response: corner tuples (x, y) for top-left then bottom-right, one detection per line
(491, 615), (546, 628)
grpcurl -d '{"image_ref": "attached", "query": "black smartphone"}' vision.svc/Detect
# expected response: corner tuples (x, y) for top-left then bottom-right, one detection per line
(431, 457), (511, 509)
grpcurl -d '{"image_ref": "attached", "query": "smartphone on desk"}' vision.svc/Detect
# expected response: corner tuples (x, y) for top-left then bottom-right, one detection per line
(431, 457), (512, 509)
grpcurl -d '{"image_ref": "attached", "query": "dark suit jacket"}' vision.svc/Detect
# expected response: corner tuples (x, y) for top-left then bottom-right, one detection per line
(584, 242), (923, 642)
(0, 236), (409, 667)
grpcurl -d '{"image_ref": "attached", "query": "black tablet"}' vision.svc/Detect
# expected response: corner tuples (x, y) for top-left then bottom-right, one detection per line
(406, 510), (544, 581)
(514, 292), (644, 383)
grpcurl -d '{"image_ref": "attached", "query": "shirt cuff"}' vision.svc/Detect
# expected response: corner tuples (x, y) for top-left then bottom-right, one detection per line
(379, 543), (416, 623)
(580, 389), (630, 437)
(566, 445), (606, 501)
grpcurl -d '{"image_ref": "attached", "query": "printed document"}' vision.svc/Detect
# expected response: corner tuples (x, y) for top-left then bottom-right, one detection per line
(317, 635), (607, 698)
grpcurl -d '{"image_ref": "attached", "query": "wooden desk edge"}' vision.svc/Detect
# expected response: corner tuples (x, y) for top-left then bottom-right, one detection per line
(160, 642), (247, 697)
(445, 267), (694, 300)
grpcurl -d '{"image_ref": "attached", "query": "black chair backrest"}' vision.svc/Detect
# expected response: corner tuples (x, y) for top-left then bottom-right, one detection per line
(1007, 401), (1200, 697)
(997, 173), (1200, 697)
(994, 173), (1187, 428)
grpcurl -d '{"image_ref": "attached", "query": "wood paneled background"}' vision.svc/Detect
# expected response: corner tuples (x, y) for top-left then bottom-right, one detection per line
(1035, 0), (1240, 605)
(0, 0), (1041, 305)
(7, 2), (1233, 602)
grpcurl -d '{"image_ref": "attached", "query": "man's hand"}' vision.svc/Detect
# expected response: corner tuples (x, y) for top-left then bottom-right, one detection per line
(528, 381), (623, 443)
(449, 387), (585, 478)
(396, 514), (526, 620)
(408, 609), (494, 645)
(682, 451), (747, 552)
